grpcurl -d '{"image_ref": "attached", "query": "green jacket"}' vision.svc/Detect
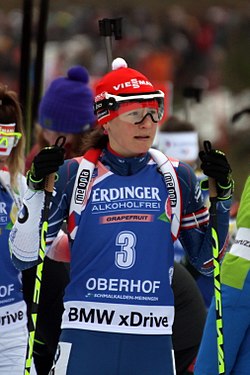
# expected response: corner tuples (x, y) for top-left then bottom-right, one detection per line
(222, 176), (250, 289)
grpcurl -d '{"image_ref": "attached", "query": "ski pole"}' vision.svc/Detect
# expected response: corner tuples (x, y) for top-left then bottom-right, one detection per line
(182, 85), (203, 122)
(31, 0), (50, 133)
(98, 18), (122, 71)
(204, 140), (225, 375)
(24, 135), (66, 374)
(19, 0), (34, 155)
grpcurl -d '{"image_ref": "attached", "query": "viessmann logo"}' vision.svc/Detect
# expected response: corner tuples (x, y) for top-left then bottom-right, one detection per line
(113, 79), (153, 91)
(74, 169), (90, 205)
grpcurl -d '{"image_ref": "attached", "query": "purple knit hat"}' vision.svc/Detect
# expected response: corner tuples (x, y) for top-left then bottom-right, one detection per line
(38, 66), (96, 133)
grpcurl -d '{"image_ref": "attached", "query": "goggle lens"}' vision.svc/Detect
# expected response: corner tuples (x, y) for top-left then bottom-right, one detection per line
(118, 106), (160, 124)
(95, 90), (165, 124)
(0, 131), (22, 155)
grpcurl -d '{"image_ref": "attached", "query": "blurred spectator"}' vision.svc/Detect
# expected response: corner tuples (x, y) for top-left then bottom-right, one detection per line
(25, 65), (96, 171)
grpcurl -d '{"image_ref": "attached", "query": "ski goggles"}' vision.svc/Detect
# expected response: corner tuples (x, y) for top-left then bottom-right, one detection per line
(94, 90), (165, 125)
(0, 131), (22, 156)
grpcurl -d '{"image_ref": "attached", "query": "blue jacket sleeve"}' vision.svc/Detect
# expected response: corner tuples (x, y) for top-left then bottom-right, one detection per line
(177, 161), (231, 275)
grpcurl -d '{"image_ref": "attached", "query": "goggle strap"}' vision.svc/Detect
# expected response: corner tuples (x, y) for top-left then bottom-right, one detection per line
(105, 90), (164, 102)
(0, 131), (22, 137)
(94, 91), (164, 115)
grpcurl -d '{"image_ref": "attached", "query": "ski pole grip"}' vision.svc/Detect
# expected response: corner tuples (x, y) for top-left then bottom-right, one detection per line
(44, 173), (56, 193)
(208, 177), (217, 198)
(98, 18), (123, 71)
(44, 135), (66, 194)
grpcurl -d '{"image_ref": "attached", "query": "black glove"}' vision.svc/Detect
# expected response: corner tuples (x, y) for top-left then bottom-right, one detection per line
(199, 142), (232, 185)
(199, 141), (233, 200)
(27, 145), (65, 190)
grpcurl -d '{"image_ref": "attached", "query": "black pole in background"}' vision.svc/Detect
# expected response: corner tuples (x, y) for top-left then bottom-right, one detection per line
(99, 18), (122, 71)
(19, 0), (33, 153)
(182, 86), (203, 122)
(31, 0), (50, 137)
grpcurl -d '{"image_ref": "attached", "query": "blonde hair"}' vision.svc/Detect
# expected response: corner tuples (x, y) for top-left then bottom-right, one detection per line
(0, 84), (25, 187)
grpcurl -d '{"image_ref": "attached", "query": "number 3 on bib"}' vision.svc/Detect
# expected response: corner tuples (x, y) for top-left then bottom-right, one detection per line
(115, 231), (137, 269)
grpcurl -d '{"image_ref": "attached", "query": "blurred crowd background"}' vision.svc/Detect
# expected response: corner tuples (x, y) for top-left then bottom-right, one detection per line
(0, 0), (250, 198)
